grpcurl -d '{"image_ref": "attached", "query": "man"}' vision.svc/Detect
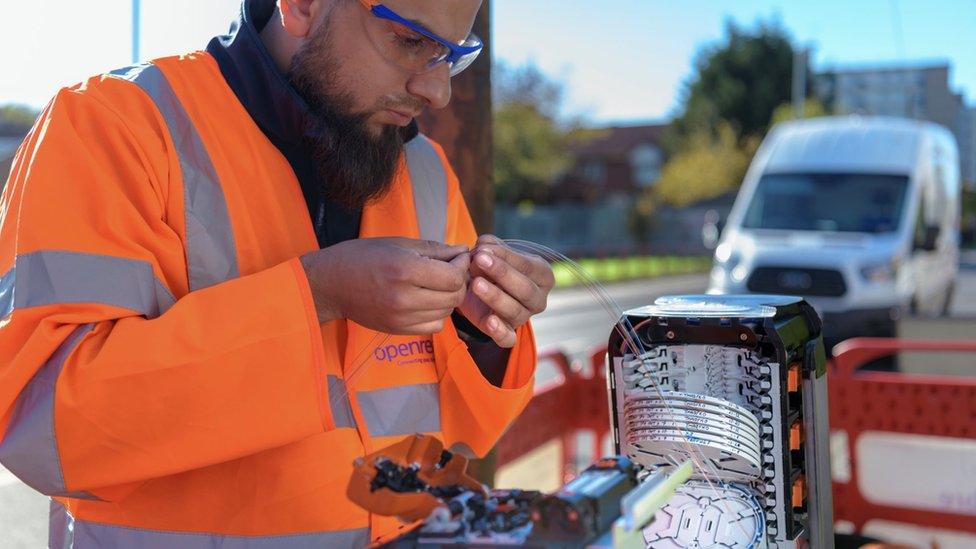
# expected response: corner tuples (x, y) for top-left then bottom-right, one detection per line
(0, 0), (553, 546)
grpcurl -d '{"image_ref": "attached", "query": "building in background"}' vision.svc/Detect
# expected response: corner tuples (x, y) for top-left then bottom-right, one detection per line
(959, 106), (976, 189)
(815, 62), (976, 188)
(495, 121), (730, 255)
(553, 123), (667, 202)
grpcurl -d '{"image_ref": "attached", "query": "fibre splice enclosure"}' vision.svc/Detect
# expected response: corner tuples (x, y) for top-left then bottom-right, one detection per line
(606, 294), (834, 548)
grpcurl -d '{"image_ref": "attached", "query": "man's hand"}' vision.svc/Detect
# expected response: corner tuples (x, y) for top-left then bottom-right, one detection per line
(301, 238), (470, 334)
(456, 234), (555, 348)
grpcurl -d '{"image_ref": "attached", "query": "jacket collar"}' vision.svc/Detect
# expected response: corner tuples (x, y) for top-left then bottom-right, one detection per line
(206, 0), (418, 148)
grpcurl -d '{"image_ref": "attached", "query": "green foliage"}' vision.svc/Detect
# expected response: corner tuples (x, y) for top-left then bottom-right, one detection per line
(653, 19), (816, 209)
(0, 104), (39, 133)
(551, 255), (712, 288)
(653, 123), (758, 208)
(770, 98), (830, 126)
(493, 101), (575, 203)
(492, 63), (588, 204)
(666, 19), (799, 153)
(627, 193), (657, 243)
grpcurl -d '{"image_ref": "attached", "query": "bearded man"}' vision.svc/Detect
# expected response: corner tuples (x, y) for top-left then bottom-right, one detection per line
(0, 0), (553, 546)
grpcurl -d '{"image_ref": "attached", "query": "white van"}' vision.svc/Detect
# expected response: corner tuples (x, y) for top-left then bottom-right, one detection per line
(707, 116), (961, 347)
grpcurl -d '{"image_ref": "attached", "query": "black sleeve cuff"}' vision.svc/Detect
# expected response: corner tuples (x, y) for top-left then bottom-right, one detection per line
(451, 311), (493, 344)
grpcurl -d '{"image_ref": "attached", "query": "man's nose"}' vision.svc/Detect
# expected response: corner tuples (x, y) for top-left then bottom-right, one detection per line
(406, 63), (452, 110)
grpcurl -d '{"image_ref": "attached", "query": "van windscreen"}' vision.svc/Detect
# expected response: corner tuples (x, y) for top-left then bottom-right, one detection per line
(741, 173), (909, 233)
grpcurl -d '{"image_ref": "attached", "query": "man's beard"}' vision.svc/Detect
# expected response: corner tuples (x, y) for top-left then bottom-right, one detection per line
(288, 22), (406, 210)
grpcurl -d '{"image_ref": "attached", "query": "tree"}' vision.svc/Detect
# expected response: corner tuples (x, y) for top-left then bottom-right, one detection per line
(666, 19), (801, 151)
(0, 104), (39, 135)
(492, 63), (583, 204)
(652, 20), (821, 209)
(654, 123), (758, 208)
(1, 105), (39, 193)
(770, 98), (830, 126)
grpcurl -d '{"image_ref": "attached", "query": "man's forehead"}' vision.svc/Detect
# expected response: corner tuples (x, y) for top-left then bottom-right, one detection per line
(379, 0), (483, 43)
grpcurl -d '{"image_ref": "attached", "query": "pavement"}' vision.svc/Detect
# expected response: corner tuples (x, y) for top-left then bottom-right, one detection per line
(2, 265), (975, 547)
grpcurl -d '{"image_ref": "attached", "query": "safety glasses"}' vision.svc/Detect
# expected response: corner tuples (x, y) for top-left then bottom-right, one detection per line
(357, 0), (483, 77)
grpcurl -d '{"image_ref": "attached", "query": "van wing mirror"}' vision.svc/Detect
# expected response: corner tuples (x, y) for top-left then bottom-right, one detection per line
(914, 225), (939, 252)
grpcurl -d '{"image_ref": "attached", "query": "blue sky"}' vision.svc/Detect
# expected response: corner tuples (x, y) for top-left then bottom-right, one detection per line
(2, 0), (974, 124)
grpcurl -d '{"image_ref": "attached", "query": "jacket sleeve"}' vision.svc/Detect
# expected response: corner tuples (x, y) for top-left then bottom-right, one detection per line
(430, 142), (537, 458)
(0, 85), (330, 501)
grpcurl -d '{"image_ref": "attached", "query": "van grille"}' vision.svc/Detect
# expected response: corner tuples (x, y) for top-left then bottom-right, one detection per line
(747, 267), (847, 297)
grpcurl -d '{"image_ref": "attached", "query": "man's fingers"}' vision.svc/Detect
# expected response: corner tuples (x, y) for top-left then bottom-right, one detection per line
(476, 234), (503, 246)
(475, 242), (552, 289)
(392, 319), (447, 336)
(399, 307), (457, 325)
(480, 314), (517, 348)
(406, 239), (469, 261)
(405, 255), (467, 292)
(472, 251), (545, 313)
(392, 287), (465, 313)
(470, 276), (530, 328)
(449, 251), (471, 278)
(476, 242), (531, 271)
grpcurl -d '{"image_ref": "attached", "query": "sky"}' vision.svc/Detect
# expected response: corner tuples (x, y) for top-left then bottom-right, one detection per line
(2, 0), (975, 124)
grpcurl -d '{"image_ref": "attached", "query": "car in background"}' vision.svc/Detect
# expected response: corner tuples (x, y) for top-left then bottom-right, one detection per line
(707, 116), (961, 350)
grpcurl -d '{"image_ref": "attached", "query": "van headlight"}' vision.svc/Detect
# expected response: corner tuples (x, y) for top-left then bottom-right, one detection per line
(859, 259), (899, 283)
(714, 243), (741, 269)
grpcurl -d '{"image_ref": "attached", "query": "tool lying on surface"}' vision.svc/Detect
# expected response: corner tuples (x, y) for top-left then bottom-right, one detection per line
(348, 434), (691, 548)
(348, 434), (486, 522)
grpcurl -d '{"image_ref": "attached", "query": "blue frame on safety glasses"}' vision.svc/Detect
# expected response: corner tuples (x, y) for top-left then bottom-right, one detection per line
(359, 0), (483, 77)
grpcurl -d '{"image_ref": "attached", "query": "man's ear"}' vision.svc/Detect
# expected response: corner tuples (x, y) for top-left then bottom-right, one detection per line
(279, 0), (319, 39)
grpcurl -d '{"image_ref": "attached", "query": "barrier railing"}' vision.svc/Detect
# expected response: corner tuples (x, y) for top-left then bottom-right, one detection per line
(495, 348), (610, 483)
(828, 338), (976, 537)
(494, 338), (976, 540)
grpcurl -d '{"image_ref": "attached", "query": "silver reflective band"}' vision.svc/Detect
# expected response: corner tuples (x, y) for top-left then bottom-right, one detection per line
(357, 383), (441, 437)
(0, 251), (175, 320)
(405, 134), (447, 243)
(326, 375), (356, 429)
(109, 63), (240, 291)
(49, 500), (370, 548)
(0, 264), (15, 318)
(0, 325), (98, 500)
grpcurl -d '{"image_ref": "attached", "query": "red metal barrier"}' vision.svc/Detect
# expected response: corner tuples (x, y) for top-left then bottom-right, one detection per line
(829, 337), (976, 535)
(496, 338), (976, 538)
(495, 348), (609, 480)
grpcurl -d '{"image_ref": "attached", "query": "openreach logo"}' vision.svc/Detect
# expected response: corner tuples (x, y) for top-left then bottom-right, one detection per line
(374, 338), (435, 365)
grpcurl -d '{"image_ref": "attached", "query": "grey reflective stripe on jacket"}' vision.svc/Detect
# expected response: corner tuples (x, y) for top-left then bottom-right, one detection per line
(0, 249), (176, 498)
(0, 324), (97, 500)
(109, 63), (240, 291)
(357, 383), (441, 437)
(326, 375), (356, 429)
(405, 134), (448, 243)
(0, 251), (176, 320)
(49, 500), (370, 549)
(0, 60), (237, 501)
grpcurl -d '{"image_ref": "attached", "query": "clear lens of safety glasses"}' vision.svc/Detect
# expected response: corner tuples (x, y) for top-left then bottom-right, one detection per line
(444, 35), (482, 77)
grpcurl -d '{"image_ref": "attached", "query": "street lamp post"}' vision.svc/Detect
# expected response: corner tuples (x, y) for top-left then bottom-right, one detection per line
(132, 0), (141, 64)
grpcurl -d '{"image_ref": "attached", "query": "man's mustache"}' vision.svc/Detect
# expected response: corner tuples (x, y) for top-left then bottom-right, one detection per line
(378, 96), (427, 118)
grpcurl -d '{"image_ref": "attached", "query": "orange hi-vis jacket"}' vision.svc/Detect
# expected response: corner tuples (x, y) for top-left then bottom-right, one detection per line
(0, 53), (536, 548)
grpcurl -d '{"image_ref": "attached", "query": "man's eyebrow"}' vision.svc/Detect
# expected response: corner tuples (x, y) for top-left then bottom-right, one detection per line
(401, 14), (464, 44)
